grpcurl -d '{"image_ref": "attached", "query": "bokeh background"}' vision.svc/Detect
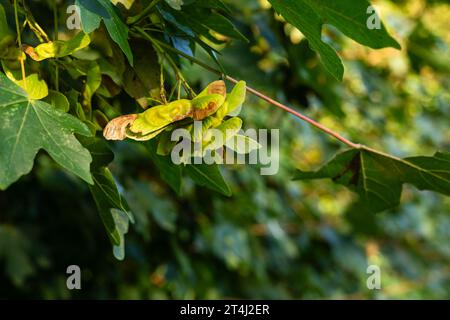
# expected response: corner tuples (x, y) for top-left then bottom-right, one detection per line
(1, 0), (449, 299)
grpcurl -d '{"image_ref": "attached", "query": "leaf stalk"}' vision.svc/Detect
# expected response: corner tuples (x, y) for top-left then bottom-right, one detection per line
(14, 0), (27, 90)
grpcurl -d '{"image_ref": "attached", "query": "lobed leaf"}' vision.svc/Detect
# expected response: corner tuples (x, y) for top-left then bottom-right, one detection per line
(90, 167), (132, 260)
(269, 0), (400, 80)
(294, 148), (450, 213)
(0, 73), (93, 189)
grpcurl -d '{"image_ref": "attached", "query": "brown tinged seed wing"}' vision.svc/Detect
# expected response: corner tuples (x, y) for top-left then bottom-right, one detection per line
(191, 94), (226, 121)
(132, 100), (193, 135)
(103, 114), (138, 141)
(207, 80), (226, 97)
(125, 126), (167, 141)
(197, 80), (227, 98)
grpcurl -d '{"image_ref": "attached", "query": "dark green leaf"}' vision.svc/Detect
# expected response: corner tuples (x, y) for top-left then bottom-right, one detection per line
(89, 167), (132, 260)
(195, 11), (248, 42)
(145, 140), (183, 195)
(122, 39), (160, 108)
(185, 163), (232, 196)
(42, 90), (70, 113)
(75, 0), (105, 33)
(269, 0), (400, 80)
(0, 226), (34, 287)
(193, 0), (231, 14)
(77, 136), (115, 168)
(76, 0), (133, 65)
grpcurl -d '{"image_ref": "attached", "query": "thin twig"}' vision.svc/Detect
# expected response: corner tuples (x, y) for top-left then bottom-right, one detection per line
(144, 30), (196, 99)
(14, 0), (27, 90)
(225, 75), (361, 148)
(159, 62), (167, 104)
(127, 0), (162, 25)
(53, 0), (59, 91)
(22, 2), (50, 43)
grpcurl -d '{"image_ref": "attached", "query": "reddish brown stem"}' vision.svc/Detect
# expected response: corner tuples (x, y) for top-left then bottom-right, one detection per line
(134, 28), (361, 149)
(225, 75), (361, 149)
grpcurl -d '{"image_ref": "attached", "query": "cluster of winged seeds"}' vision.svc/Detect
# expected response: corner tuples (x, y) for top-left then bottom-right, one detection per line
(103, 80), (260, 157)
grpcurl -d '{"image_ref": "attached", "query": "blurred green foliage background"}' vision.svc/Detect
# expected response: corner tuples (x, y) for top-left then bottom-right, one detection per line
(1, 0), (449, 299)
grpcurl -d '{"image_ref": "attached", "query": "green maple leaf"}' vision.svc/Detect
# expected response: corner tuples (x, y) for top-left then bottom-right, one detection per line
(80, 136), (133, 261)
(0, 73), (93, 189)
(295, 148), (450, 213)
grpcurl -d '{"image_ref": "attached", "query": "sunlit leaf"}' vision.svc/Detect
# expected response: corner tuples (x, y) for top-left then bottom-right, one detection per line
(23, 32), (91, 61)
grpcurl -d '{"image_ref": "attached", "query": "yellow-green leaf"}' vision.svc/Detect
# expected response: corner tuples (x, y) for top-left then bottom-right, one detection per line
(23, 32), (91, 61)
(17, 74), (49, 100)
(111, 0), (135, 9)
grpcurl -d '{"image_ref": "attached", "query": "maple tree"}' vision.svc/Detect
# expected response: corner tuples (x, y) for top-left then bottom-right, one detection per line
(0, 0), (448, 285)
